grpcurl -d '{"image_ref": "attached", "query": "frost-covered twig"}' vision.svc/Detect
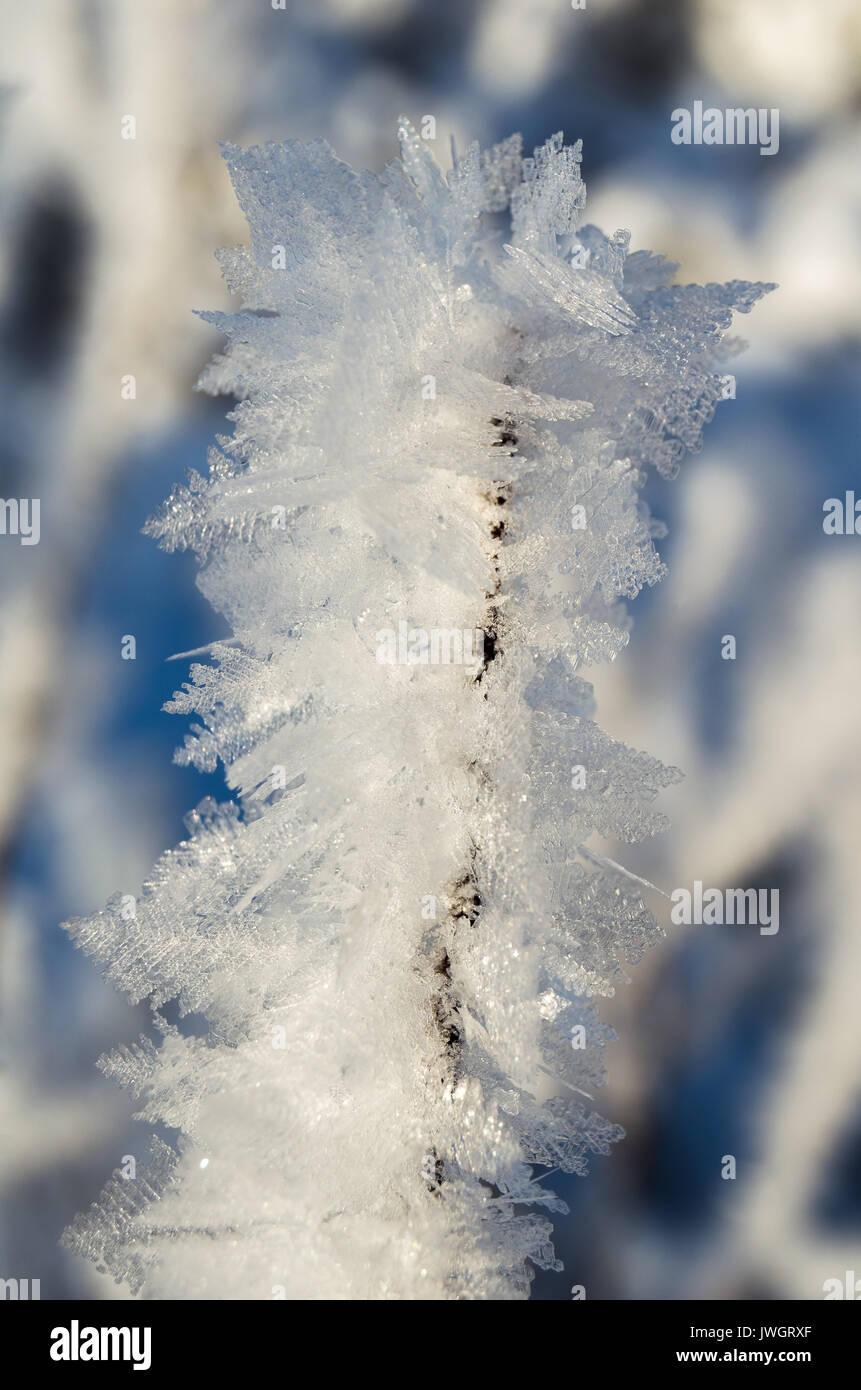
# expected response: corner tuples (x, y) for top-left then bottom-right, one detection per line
(63, 123), (771, 1299)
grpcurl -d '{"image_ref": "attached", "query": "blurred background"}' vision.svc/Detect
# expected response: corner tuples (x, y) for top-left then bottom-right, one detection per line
(1, 0), (860, 1300)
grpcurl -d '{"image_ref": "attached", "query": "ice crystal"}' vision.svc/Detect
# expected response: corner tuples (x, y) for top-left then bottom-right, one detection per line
(63, 123), (772, 1299)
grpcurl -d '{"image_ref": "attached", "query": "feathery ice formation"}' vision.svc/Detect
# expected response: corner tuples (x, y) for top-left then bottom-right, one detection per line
(64, 123), (772, 1299)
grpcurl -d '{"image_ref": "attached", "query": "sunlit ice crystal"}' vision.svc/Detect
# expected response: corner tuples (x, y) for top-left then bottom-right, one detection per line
(62, 122), (773, 1300)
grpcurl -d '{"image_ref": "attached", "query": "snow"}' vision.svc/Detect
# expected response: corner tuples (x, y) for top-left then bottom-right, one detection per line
(63, 123), (771, 1299)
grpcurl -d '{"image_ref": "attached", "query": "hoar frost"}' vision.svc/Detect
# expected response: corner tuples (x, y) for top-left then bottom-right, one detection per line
(63, 123), (772, 1299)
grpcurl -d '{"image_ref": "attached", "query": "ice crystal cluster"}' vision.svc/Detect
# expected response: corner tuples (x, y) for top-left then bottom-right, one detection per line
(64, 123), (770, 1299)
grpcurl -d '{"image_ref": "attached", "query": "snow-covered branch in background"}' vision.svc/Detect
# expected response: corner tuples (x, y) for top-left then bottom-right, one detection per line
(63, 123), (771, 1299)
